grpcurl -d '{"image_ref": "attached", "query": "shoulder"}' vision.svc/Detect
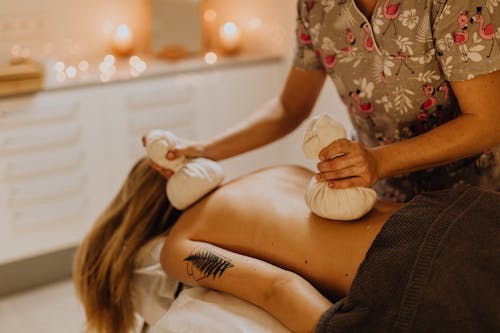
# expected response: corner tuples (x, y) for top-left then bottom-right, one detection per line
(184, 165), (313, 218)
(222, 165), (314, 190)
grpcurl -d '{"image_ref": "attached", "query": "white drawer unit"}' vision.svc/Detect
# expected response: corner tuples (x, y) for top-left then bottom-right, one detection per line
(0, 58), (310, 264)
(12, 196), (89, 229)
(124, 75), (197, 167)
(0, 90), (91, 263)
(126, 80), (193, 110)
(8, 171), (86, 206)
(0, 124), (81, 154)
(0, 97), (79, 129)
(3, 149), (84, 181)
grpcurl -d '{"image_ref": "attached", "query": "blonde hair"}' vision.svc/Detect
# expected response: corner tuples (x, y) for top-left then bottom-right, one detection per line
(74, 158), (181, 333)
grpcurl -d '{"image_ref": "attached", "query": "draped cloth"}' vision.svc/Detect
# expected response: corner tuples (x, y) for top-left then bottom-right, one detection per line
(316, 185), (500, 332)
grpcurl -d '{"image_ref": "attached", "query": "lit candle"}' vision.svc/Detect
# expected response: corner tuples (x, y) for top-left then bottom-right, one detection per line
(111, 24), (134, 57)
(204, 51), (218, 65)
(218, 22), (242, 55)
(10, 45), (24, 65)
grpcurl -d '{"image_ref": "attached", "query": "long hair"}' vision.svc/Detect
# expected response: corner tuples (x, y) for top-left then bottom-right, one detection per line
(73, 158), (182, 333)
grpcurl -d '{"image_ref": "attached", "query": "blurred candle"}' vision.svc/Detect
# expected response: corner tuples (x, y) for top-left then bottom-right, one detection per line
(218, 22), (242, 55)
(111, 24), (134, 57)
(204, 51), (217, 65)
(10, 45), (24, 64)
(66, 66), (77, 79)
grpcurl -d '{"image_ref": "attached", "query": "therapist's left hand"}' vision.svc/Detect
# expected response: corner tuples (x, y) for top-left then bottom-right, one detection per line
(316, 139), (380, 189)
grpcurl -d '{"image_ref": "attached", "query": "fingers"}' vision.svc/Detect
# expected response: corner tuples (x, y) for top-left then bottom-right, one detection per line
(317, 154), (362, 173)
(166, 150), (179, 160)
(319, 138), (357, 161)
(315, 165), (364, 182)
(327, 177), (366, 189)
(316, 163), (373, 188)
(316, 139), (379, 188)
(149, 160), (174, 179)
(167, 143), (204, 160)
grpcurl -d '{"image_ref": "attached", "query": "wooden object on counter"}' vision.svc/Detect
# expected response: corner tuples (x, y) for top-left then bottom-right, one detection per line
(156, 46), (194, 61)
(151, 0), (204, 55)
(0, 62), (44, 97)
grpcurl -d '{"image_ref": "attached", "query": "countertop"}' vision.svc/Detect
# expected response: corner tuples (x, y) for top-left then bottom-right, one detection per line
(41, 52), (285, 93)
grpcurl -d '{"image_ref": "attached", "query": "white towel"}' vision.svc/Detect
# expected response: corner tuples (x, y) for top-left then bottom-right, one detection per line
(302, 114), (377, 220)
(151, 287), (291, 333)
(132, 237), (180, 326)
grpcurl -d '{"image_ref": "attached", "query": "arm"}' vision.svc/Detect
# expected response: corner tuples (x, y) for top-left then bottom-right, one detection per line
(172, 67), (326, 161)
(317, 70), (500, 188)
(161, 238), (332, 333)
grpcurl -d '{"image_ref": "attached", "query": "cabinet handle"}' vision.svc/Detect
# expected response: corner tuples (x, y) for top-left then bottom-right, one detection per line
(128, 105), (194, 134)
(1, 125), (81, 154)
(13, 197), (88, 228)
(9, 173), (86, 205)
(127, 84), (192, 110)
(5, 150), (84, 180)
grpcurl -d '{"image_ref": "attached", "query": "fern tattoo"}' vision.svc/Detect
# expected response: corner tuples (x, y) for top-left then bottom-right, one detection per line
(184, 248), (234, 281)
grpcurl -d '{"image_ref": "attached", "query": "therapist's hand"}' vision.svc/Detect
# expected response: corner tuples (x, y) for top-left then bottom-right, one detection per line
(165, 140), (206, 161)
(316, 139), (380, 189)
(142, 134), (207, 180)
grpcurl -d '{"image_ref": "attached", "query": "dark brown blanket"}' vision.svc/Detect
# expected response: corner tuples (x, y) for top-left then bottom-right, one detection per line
(316, 185), (500, 333)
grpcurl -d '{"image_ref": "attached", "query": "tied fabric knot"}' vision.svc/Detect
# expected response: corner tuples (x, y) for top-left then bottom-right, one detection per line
(144, 130), (224, 210)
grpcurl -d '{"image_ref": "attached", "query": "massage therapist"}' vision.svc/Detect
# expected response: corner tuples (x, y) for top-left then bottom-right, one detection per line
(152, 0), (500, 202)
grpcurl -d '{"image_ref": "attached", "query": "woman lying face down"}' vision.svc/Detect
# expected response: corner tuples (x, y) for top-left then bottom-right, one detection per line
(74, 158), (500, 333)
(159, 163), (403, 332)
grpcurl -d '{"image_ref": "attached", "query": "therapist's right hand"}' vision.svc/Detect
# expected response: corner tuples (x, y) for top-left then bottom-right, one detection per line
(142, 134), (207, 180)
(165, 139), (206, 162)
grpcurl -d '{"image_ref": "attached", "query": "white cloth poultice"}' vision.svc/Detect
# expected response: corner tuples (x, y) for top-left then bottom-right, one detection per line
(145, 130), (186, 172)
(144, 130), (224, 210)
(166, 158), (224, 210)
(302, 113), (347, 160)
(303, 114), (377, 220)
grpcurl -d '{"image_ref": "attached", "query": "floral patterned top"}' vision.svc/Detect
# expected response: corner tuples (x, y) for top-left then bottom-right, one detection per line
(294, 0), (500, 202)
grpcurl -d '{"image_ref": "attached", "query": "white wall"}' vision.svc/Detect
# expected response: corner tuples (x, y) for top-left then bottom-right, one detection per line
(0, 0), (149, 62)
(0, 0), (297, 62)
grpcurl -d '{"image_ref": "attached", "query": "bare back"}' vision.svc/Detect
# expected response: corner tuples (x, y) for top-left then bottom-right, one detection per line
(172, 165), (404, 298)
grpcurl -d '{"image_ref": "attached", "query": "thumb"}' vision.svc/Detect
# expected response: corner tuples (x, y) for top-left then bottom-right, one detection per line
(165, 150), (180, 160)
(166, 146), (197, 160)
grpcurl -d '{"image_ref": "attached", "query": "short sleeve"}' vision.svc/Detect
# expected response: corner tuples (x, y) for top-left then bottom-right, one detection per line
(293, 0), (323, 71)
(433, 1), (500, 81)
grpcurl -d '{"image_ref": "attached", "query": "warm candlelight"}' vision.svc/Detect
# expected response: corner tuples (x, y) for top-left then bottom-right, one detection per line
(218, 22), (242, 55)
(204, 51), (218, 65)
(203, 9), (217, 23)
(66, 66), (77, 79)
(111, 24), (134, 57)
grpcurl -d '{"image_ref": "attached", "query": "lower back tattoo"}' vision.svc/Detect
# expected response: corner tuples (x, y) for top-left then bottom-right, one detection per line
(184, 248), (234, 281)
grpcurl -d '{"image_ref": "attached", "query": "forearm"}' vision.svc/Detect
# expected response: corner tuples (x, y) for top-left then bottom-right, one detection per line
(161, 239), (332, 333)
(373, 113), (500, 178)
(201, 68), (327, 161)
(374, 70), (500, 179)
(203, 97), (306, 161)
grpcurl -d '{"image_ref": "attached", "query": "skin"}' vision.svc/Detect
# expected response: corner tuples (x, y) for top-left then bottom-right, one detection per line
(148, 0), (500, 190)
(160, 165), (404, 332)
